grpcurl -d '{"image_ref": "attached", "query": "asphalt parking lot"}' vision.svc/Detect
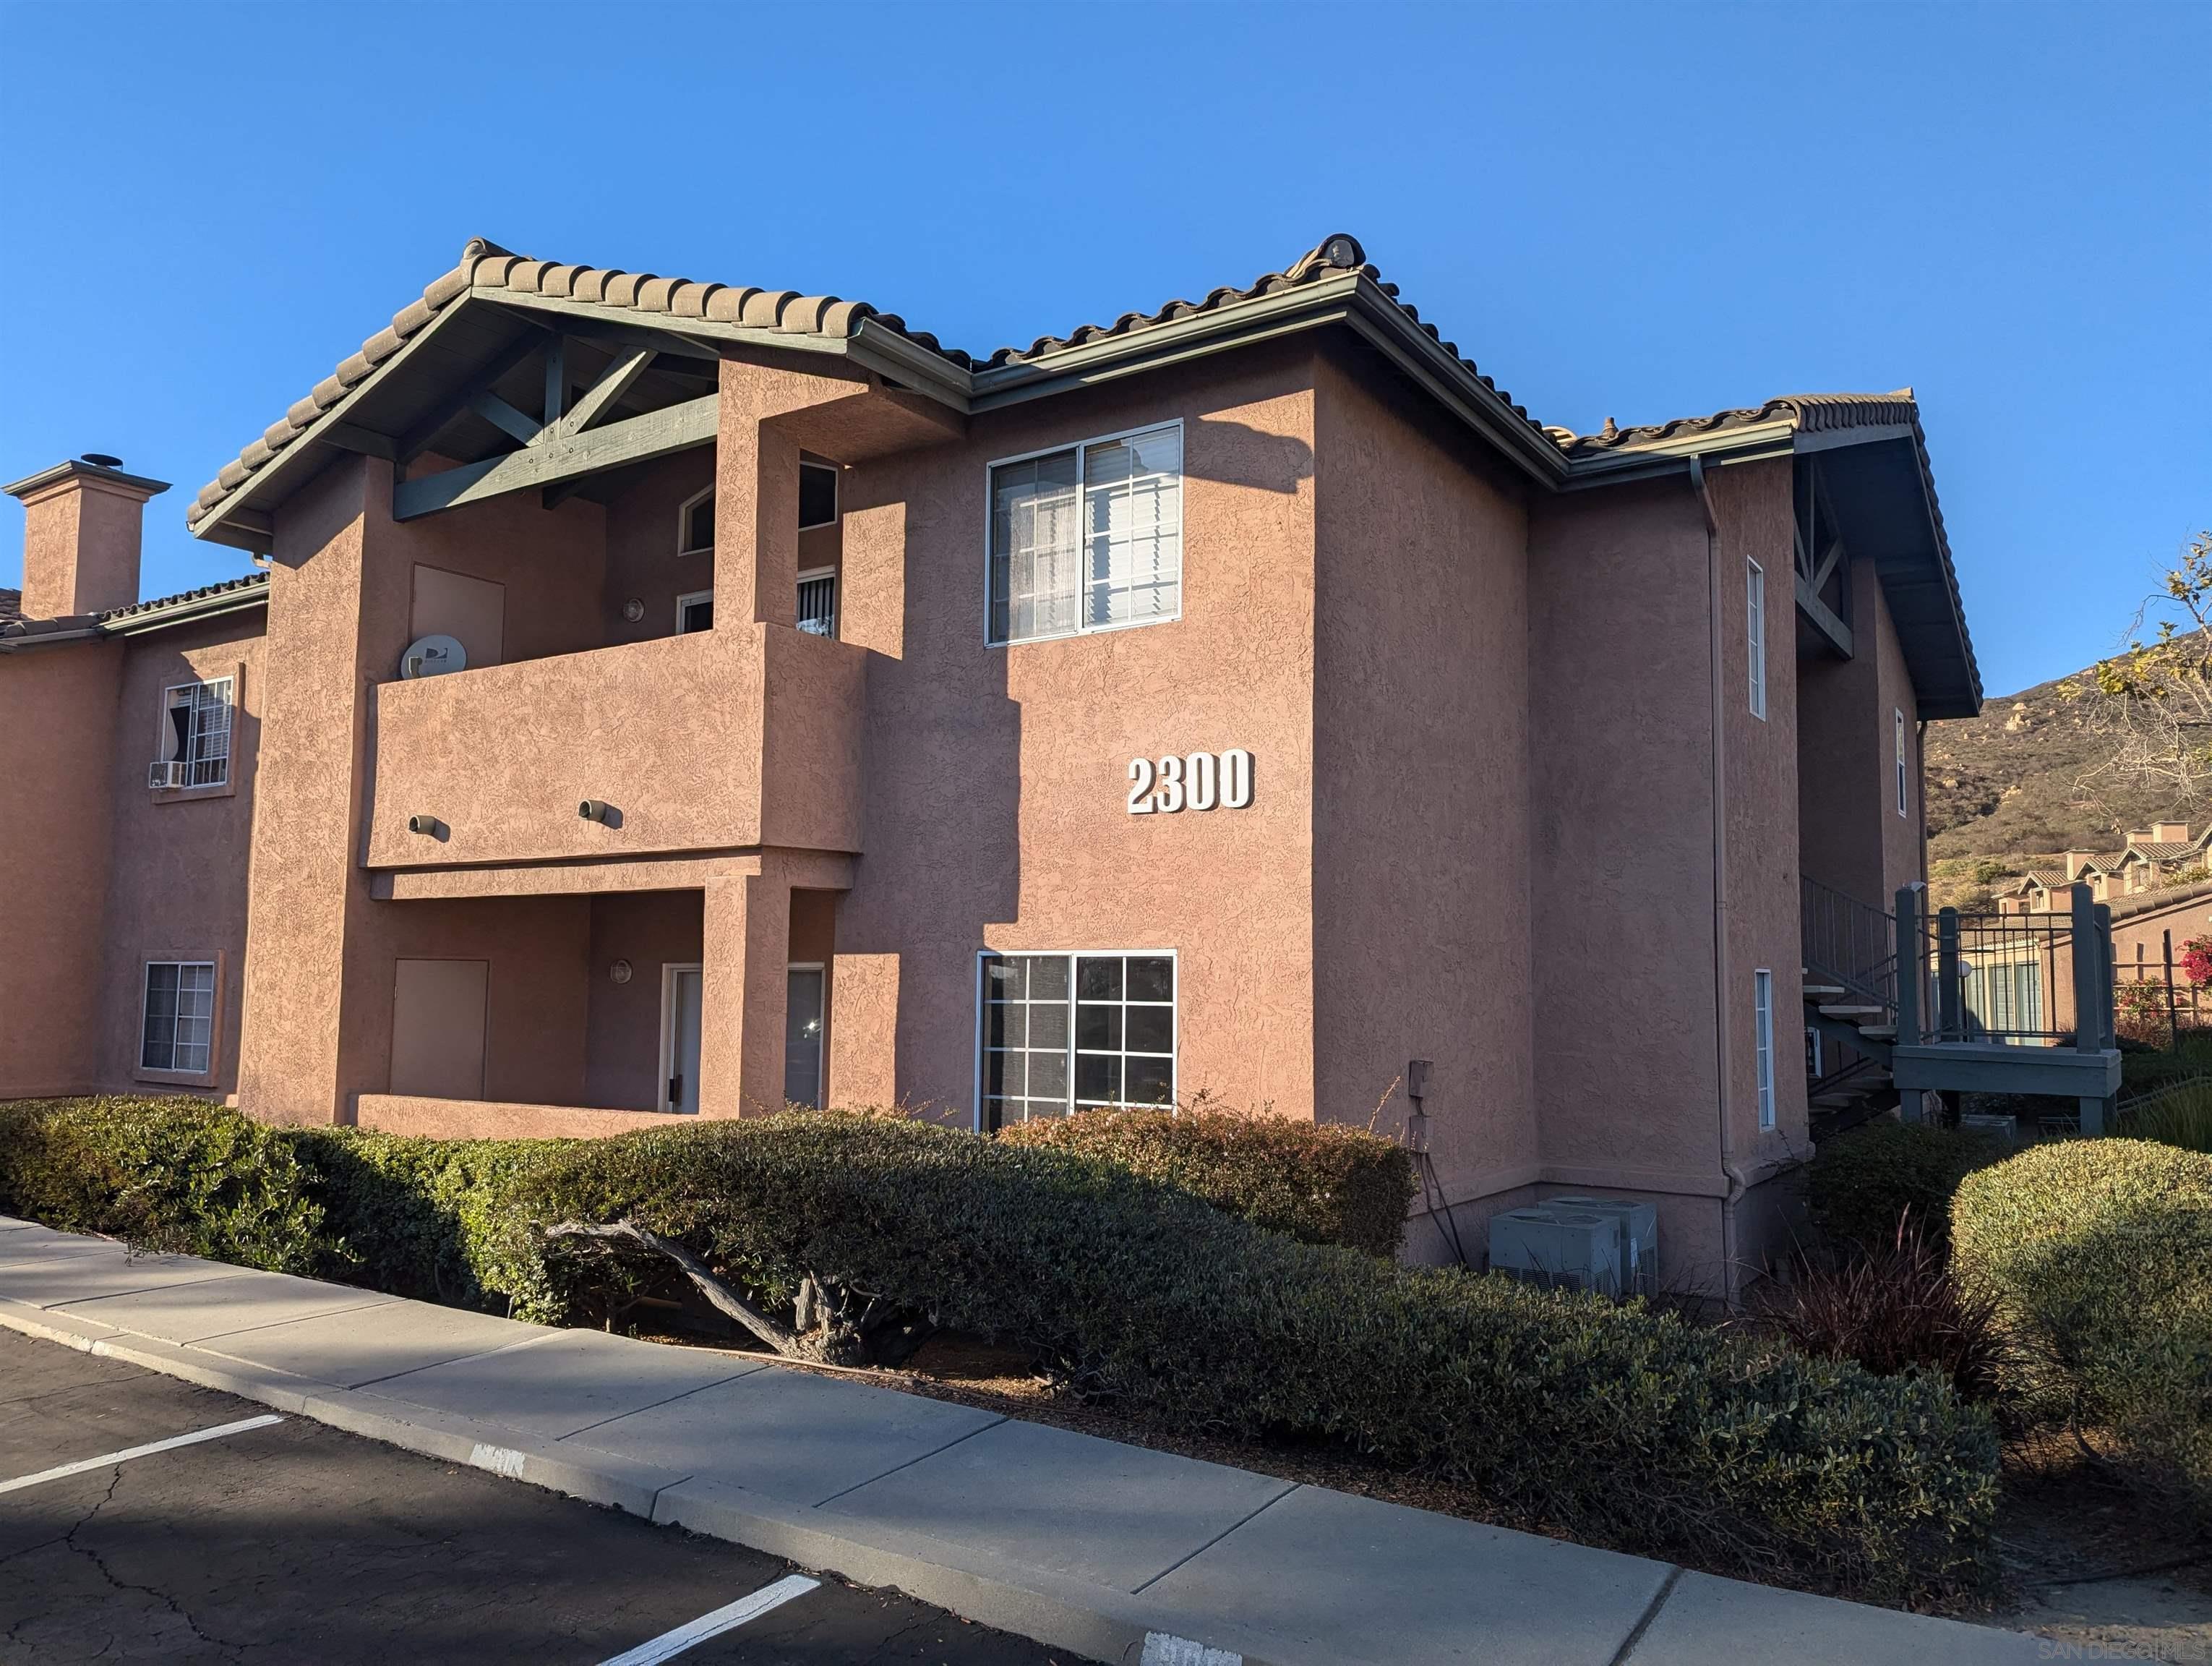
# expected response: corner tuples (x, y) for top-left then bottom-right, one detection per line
(0, 1328), (1095, 1665)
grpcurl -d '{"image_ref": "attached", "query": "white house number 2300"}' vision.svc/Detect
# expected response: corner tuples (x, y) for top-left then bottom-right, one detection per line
(1128, 749), (1253, 814)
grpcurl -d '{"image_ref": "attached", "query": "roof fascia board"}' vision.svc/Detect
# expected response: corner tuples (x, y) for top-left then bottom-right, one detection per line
(189, 296), (483, 548)
(1791, 421), (1917, 455)
(103, 584), (269, 637)
(969, 273), (1569, 489)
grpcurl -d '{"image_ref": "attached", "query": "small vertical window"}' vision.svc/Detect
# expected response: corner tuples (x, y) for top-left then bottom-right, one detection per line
(677, 488), (714, 558)
(1754, 968), (1775, 1130)
(799, 461), (839, 529)
(676, 591), (713, 634)
(155, 678), (232, 790)
(1895, 709), (1909, 816)
(142, 961), (215, 1075)
(1746, 559), (1767, 719)
(796, 570), (837, 638)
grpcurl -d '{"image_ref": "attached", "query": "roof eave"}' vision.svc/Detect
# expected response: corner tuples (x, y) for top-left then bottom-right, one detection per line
(101, 578), (269, 637)
(971, 273), (1569, 488)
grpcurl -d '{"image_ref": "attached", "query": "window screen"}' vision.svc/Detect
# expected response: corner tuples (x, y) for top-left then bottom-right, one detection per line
(142, 961), (215, 1075)
(162, 679), (232, 787)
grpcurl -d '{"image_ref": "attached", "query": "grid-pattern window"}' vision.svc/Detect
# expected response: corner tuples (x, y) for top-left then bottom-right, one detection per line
(1895, 709), (1910, 816)
(1753, 968), (1776, 1130)
(142, 961), (215, 1075)
(163, 679), (232, 787)
(988, 425), (1181, 646)
(979, 952), (1175, 1130)
(1746, 560), (1767, 719)
(797, 571), (837, 638)
(1968, 961), (2044, 1036)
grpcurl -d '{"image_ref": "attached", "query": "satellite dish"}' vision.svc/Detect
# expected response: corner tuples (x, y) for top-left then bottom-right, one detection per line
(400, 634), (467, 679)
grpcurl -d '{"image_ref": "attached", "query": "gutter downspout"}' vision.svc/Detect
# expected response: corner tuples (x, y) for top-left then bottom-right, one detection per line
(1691, 456), (1747, 1302)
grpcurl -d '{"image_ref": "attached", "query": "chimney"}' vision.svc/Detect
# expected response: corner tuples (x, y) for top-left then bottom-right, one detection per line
(2063, 849), (2099, 881)
(5, 457), (169, 621)
(2155, 821), (2190, 843)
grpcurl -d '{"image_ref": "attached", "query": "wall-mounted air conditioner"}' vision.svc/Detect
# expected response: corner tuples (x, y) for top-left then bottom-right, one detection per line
(148, 760), (188, 790)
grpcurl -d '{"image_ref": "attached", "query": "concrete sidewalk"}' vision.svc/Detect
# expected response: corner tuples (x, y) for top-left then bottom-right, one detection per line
(0, 1215), (2040, 1666)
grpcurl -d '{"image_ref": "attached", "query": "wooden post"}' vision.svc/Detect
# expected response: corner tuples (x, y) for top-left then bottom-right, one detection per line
(1895, 886), (1924, 1124)
(1937, 907), (1963, 1042)
(2070, 884), (2100, 1053)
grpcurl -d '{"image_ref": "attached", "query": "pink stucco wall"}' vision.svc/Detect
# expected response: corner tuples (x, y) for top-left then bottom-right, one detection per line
(830, 339), (1322, 1124)
(1311, 347), (1535, 1216)
(0, 637), (121, 1097)
(94, 616), (264, 1096)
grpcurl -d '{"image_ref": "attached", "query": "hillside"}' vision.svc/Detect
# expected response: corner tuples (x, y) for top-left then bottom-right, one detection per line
(1921, 663), (2185, 863)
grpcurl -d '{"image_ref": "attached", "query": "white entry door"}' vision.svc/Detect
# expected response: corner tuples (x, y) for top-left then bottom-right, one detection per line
(785, 964), (824, 1109)
(662, 965), (702, 1114)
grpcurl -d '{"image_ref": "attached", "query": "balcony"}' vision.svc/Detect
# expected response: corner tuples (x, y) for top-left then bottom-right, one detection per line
(365, 623), (863, 871)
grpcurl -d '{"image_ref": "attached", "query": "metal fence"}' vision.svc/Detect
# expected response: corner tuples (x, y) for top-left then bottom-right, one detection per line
(1897, 884), (2115, 1050)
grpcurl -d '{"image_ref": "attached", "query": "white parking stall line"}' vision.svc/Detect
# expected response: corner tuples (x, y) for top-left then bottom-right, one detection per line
(0, 1413), (286, 1496)
(595, 1574), (820, 1666)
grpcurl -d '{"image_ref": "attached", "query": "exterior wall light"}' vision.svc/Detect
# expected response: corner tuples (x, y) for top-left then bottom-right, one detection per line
(622, 598), (646, 623)
(609, 959), (633, 985)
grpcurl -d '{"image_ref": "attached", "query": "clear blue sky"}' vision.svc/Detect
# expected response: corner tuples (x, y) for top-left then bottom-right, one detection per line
(2, 1), (2204, 697)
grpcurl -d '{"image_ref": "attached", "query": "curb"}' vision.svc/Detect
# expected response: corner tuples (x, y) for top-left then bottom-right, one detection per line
(0, 1297), (1274, 1666)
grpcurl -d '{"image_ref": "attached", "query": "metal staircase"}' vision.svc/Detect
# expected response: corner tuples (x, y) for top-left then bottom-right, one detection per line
(1801, 878), (1903, 1134)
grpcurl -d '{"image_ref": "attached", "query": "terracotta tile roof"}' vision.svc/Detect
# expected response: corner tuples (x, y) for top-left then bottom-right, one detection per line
(187, 233), (1555, 536)
(98, 571), (267, 624)
(2018, 870), (2072, 890)
(1551, 391), (1924, 458)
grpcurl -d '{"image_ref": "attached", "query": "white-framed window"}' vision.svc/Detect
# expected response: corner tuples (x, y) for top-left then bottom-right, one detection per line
(142, 960), (215, 1075)
(987, 422), (1182, 647)
(677, 487), (714, 558)
(1895, 708), (1909, 816)
(797, 568), (837, 638)
(1753, 968), (1776, 1130)
(976, 949), (1175, 1131)
(676, 590), (713, 635)
(1746, 559), (1767, 719)
(799, 460), (839, 530)
(158, 678), (233, 789)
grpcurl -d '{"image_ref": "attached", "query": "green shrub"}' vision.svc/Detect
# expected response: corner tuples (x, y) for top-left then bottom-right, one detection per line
(1952, 1140), (2212, 1511)
(1808, 1119), (2005, 1255)
(0, 1096), (327, 1274)
(0, 1098), (2000, 1602)
(997, 1107), (1416, 1257)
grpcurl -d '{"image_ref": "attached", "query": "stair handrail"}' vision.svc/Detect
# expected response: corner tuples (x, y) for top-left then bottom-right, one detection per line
(1801, 876), (1898, 1012)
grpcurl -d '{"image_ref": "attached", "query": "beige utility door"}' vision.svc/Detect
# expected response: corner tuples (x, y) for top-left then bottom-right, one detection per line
(390, 959), (489, 1099)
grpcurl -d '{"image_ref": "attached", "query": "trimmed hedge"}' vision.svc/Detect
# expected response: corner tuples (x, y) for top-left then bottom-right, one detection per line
(1952, 1140), (2212, 1511)
(1808, 1119), (2005, 1255)
(997, 1108), (1416, 1257)
(0, 1098), (2000, 1602)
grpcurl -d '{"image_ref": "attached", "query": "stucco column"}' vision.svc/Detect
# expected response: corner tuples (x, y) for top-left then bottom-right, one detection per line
(698, 868), (791, 1116)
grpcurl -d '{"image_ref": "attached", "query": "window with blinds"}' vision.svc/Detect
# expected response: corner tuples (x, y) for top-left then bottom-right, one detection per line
(987, 424), (1182, 646)
(797, 570), (837, 637)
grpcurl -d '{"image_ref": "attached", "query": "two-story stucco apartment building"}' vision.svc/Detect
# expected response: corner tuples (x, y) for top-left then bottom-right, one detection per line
(0, 234), (1980, 1294)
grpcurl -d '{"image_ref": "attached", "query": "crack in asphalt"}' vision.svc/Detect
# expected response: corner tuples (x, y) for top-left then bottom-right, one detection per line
(62, 1468), (252, 1662)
